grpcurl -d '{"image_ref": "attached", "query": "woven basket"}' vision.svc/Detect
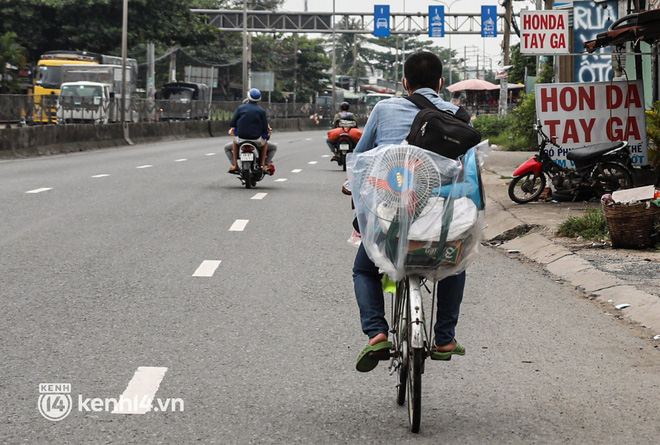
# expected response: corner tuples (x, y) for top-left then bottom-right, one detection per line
(602, 202), (660, 249)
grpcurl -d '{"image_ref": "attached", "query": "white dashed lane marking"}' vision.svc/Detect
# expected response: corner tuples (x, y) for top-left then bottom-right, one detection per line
(91, 174), (110, 178)
(111, 367), (168, 414)
(193, 260), (222, 277)
(305, 138), (312, 141)
(175, 159), (188, 162)
(136, 165), (153, 169)
(229, 219), (249, 231)
(321, 155), (331, 158)
(308, 161), (318, 165)
(205, 153), (216, 156)
(291, 169), (302, 173)
(274, 178), (287, 182)
(251, 193), (267, 200)
(25, 188), (52, 194)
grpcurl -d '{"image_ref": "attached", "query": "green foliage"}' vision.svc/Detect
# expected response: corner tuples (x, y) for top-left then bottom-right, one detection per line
(645, 101), (660, 170)
(508, 43), (536, 85)
(472, 113), (515, 138)
(510, 92), (538, 148)
(0, 32), (27, 93)
(556, 207), (609, 241)
(0, 0), (221, 62)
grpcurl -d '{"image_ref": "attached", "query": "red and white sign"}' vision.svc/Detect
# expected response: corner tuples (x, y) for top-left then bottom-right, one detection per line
(520, 10), (569, 55)
(535, 81), (648, 166)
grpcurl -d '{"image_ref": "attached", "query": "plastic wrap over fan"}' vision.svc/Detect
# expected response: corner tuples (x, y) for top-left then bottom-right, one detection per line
(347, 141), (488, 281)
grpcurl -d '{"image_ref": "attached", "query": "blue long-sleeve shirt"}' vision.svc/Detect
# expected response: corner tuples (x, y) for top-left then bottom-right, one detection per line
(230, 102), (269, 139)
(354, 88), (462, 153)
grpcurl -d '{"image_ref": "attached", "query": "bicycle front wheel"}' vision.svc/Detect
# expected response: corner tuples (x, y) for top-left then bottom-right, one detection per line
(394, 280), (409, 406)
(407, 346), (423, 433)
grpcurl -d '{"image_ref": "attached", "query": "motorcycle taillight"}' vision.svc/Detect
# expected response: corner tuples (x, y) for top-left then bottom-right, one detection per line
(242, 146), (254, 152)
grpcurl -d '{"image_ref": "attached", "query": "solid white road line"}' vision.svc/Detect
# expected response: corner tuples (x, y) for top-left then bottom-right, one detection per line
(111, 366), (168, 414)
(25, 188), (52, 194)
(274, 178), (287, 182)
(251, 193), (267, 200)
(308, 161), (318, 165)
(136, 165), (153, 169)
(175, 159), (188, 162)
(291, 169), (302, 173)
(193, 260), (222, 277)
(91, 174), (110, 178)
(229, 219), (249, 231)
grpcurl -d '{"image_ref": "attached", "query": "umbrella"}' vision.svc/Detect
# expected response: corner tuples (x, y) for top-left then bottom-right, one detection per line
(446, 79), (500, 92)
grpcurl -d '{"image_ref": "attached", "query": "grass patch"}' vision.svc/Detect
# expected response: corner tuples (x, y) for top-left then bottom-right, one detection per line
(556, 207), (609, 241)
(488, 134), (533, 151)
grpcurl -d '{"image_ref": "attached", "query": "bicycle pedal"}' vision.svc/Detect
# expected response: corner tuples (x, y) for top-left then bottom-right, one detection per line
(367, 350), (391, 361)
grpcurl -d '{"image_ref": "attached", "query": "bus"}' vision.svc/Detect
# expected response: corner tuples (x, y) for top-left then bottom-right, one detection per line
(32, 50), (138, 123)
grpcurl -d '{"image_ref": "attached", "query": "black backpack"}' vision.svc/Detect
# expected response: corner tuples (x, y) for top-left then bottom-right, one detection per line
(405, 93), (481, 160)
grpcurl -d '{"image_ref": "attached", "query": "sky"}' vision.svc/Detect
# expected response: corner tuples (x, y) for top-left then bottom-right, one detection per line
(279, 0), (538, 69)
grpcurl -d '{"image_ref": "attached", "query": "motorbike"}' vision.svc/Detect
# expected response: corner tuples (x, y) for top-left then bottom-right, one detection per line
(334, 130), (355, 172)
(234, 141), (265, 189)
(508, 121), (634, 204)
(332, 119), (359, 171)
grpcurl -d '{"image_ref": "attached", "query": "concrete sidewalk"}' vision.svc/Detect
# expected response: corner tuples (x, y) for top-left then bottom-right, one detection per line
(482, 148), (660, 337)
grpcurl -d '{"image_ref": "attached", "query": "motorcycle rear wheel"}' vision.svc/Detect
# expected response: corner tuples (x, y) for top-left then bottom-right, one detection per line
(594, 162), (633, 196)
(242, 168), (252, 189)
(508, 172), (547, 204)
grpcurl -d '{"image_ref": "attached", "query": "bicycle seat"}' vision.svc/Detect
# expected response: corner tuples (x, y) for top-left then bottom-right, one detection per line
(566, 142), (627, 162)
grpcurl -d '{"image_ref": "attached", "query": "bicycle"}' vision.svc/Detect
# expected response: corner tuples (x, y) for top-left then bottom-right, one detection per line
(369, 274), (435, 433)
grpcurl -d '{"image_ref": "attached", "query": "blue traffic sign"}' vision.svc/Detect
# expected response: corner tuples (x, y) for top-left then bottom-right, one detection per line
(481, 5), (497, 37)
(429, 6), (445, 38)
(374, 5), (390, 37)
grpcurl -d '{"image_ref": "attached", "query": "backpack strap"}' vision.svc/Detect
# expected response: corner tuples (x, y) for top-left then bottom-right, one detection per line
(405, 93), (471, 124)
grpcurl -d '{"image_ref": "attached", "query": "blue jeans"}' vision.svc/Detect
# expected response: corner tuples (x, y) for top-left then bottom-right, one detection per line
(352, 243), (465, 346)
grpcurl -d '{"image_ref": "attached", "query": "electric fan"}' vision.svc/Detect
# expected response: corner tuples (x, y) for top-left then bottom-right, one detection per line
(359, 145), (442, 223)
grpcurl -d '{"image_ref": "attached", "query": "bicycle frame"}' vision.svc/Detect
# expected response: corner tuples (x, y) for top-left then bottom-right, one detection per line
(408, 276), (425, 349)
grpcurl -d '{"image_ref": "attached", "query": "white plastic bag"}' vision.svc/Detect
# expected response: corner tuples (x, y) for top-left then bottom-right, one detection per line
(347, 141), (488, 281)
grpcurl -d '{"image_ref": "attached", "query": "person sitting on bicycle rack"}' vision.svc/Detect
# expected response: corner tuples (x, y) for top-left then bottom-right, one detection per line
(326, 102), (362, 162)
(228, 88), (270, 173)
(352, 51), (469, 372)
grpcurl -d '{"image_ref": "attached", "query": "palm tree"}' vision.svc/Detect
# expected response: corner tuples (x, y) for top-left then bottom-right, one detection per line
(0, 32), (27, 94)
(330, 18), (372, 91)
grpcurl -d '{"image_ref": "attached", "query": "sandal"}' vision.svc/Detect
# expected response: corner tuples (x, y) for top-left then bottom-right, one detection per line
(228, 166), (239, 173)
(430, 340), (465, 361)
(355, 341), (392, 372)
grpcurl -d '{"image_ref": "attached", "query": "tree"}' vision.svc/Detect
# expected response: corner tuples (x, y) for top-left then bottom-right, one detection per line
(0, 0), (222, 62)
(508, 43), (537, 85)
(250, 34), (330, 102)
(0, 32), (27, 93)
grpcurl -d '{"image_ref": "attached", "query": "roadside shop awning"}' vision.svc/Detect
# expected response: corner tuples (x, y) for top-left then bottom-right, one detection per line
(446, 79), (500, 92)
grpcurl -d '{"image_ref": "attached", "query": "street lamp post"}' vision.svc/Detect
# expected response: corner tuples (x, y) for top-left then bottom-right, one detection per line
(430, 0), (460, 86)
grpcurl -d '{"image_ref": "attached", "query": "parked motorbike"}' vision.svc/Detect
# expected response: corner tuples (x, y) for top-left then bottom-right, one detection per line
(508, 121), (634, 204)
(234, 141), (265, 189)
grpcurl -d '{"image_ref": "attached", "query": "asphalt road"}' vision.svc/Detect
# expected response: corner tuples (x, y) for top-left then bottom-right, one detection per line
(1, 130), (659, 444)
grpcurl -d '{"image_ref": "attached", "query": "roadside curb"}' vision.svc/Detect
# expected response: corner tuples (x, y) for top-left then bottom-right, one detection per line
(483, 199), (660, 335)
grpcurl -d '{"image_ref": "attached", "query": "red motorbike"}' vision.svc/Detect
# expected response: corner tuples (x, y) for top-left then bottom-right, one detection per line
(508, 121), (634, 204)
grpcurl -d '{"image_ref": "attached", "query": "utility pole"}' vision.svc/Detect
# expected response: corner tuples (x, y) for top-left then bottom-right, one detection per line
(502, 0), (512, 66)
(242, 0), (248, 95)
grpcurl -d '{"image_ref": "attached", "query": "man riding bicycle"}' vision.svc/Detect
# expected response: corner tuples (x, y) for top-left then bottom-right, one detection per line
(352, 51), (470, 372)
